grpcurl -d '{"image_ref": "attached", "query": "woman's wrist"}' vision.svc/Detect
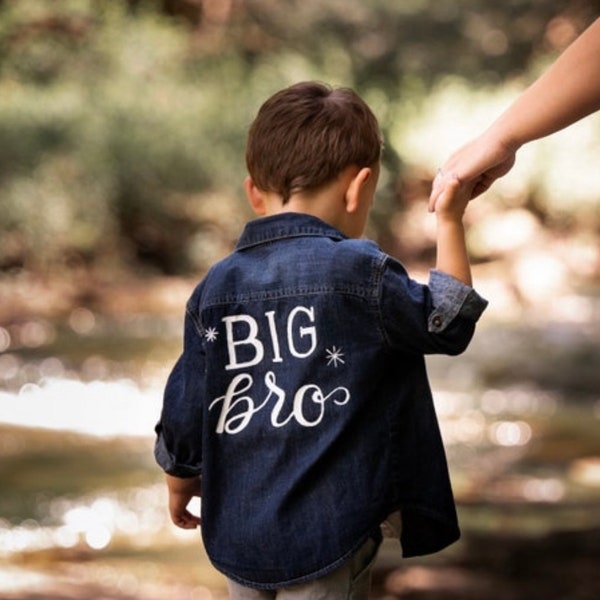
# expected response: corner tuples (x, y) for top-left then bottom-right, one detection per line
(485, 119), (523, 156)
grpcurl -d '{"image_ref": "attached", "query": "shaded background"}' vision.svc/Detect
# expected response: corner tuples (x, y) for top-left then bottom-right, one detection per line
(0, 1), (599, 598)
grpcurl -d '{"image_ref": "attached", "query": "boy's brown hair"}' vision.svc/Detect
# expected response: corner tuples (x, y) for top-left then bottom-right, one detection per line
(246, 81), (382, 203)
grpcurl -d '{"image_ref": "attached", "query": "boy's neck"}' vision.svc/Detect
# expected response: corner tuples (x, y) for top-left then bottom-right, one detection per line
(261, 191), (341, 228)
(260, 167), (360, 235)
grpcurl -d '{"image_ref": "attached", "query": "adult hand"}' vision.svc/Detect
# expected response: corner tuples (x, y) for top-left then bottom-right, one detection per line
(429, 131), (517, 212)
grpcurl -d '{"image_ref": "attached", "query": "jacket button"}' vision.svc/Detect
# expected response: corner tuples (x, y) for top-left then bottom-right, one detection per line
(432, 315), (443, 328)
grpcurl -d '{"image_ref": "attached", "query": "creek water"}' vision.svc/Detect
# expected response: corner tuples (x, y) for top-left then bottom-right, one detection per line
(0, 309), (599, 599)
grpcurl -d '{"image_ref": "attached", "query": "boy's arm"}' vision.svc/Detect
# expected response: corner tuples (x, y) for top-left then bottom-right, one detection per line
(166, 474), (202, 529)
(434, 175), (472, 286)
(378, 176), (486, 355)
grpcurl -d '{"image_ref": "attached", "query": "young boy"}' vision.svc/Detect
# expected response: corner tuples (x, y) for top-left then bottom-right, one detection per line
(154, 81), (487, 599)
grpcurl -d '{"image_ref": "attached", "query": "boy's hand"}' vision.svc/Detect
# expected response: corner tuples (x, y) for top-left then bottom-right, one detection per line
(166, 474), (202, 529)
(430, 172), (471, 220)
(431, 172), (475, 287)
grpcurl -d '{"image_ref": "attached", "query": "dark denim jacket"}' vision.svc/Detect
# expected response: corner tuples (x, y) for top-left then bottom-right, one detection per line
(155, 213), (488, 589)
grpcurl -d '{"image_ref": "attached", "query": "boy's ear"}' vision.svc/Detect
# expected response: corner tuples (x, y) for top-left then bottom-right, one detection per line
(244, 176), (266, 216)
(345, 167), (372, 214)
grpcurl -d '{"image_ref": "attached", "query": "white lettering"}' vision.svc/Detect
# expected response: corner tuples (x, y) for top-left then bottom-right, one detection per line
(223, 315), (264, 370)
(222, 306), (317, 369)
(265, 371), (293, 427)
(209, 371), (351, 434)
(293, 384), (350, 427)
(209, 373), (270, 434)
(287, 306), (317, 358)
(265, 310), (283, 363)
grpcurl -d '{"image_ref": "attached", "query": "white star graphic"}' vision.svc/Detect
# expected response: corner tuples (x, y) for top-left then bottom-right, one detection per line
(325, 346), (345, 368)
(204, 327), (219, 342)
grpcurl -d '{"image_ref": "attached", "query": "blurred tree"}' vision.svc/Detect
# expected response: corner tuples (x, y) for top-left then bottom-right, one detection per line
(0, 0), (597, 277)
(157, 0), (597, 83)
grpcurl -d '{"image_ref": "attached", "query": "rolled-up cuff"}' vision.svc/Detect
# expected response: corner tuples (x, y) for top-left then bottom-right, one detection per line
(427, 269), (488, 333)
(154, 429), (202, 478)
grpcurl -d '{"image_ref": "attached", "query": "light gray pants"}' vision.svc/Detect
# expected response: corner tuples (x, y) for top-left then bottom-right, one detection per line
(227, 537), (379, 600)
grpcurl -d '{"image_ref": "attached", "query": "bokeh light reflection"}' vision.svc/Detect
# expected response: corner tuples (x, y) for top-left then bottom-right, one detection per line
(1, 377), (161, 436)
(0, 354), (20, 380)
(569, 457), (600, 487)
(0, 327), (10, 352)
(68, 307), (96, 335)
(63, 505), (113, 550)
(39, 356), (66, 379)
(480, 388), (558, 417)
(489, 420), (532, 447)
(523, 478), (565, 502)
(0, 484), (175, 558)
(18, 320), (56, 348)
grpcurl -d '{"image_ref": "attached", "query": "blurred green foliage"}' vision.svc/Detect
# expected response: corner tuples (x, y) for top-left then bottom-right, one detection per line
(0, 0), (597, 276)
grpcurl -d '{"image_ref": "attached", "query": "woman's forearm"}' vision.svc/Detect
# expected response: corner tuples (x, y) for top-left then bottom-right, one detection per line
(491, 17), (600, 150)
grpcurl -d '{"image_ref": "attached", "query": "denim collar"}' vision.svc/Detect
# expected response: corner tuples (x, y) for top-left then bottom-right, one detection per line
(236, 213), (347, 251)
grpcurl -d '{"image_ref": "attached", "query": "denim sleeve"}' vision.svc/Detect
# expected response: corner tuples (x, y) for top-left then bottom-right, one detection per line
(379, 259), (488, 355)
(154, 305), (205, 477)
(427, 269), (488, 333)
